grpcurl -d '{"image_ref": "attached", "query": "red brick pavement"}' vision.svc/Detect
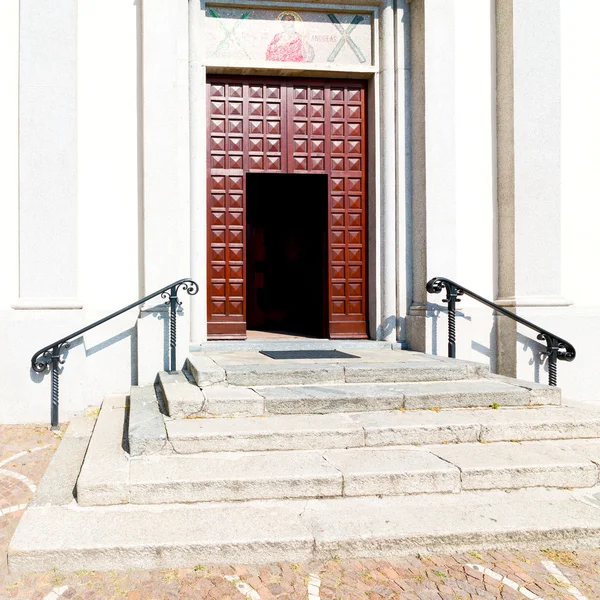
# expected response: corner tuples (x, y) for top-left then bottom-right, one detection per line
(2, 424), (600, 599)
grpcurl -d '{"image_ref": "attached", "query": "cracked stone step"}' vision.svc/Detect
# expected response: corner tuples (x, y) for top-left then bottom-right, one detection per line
(166, 406), (599, 453)
(256, 379), (554, 415)
(10, 488), (600, 572)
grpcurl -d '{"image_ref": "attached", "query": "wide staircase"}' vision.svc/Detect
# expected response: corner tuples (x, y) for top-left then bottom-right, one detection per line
(9, 341), (600, 573)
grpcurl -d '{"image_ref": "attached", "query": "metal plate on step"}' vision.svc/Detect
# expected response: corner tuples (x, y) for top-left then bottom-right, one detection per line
(259, 349), (360, 360)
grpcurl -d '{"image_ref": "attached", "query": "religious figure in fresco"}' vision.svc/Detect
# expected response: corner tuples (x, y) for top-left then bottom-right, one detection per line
(266, 12), (315, 63)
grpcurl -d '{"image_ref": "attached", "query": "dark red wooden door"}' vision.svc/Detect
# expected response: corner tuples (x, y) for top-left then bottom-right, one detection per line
(207, 76), (368, 339)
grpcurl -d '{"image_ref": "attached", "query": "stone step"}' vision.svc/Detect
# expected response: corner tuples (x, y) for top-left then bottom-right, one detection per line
(10, 487), (600, 572)
(165, 405), (600, 453)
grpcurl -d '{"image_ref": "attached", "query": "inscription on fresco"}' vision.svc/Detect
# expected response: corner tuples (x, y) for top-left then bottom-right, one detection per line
(205, 7), (373, 67)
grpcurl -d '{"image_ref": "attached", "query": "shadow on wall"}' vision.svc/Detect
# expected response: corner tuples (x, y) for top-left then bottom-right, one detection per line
(518, 331), (548, 384)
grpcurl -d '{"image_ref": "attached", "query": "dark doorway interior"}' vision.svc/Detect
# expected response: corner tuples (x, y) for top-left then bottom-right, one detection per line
(246, 173), (328, 337)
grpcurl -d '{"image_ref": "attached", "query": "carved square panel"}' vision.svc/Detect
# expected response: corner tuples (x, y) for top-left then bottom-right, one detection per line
(266, 103), (280, 118)
(348, 230), (362, 245)
(211, 119), (225, 133)
(229, 85), (242, 98)
(266, 121), (281, 135)
(331, 88), (344, 102)
(331, 195), (345, 210)
(330, 105), (344, 120)
(331, 178), (344, 192)
(348, 140), (361, 154)
(331, 230), (345, 245)
(249, 138), (263, 153)
(249, 102), (263, 117)
(229, 120), (243, 134)
(310, 157), (325, 170)
(211, 193), (226, 209)
(311, 139), (325, 154)
(332, 213), (345, 228)
(332, 265), (345, 279)
(294, 121), (307, 136)
(293, 157), (308, 171)
(348, 196), (362, 210)
(228, 300), (243, 315)
(266, 86), (281, 99)
(331, 157), (344, 171)
(331, 140), (344, 154)
(347, 105), (361, 120)
(211, 154), (225, 169)
(293, 139), (308, 154)
(294, 104), (308, 118)
(347, 123), (361, 137)
(347, 89), (361, 102)
(347, 178), (361, 192)
(332, 282), (345, 296)
(229, 266), (243, 280)
(348, 213), (362, 228)
(211, 282), (225, 297)
(267, 139), (280, 153)
(311, 122), (325, 136)
(229, 194), (243, 209)
(348, 158), (361, 171)
(211, 101), (225, 116)
(229, 282), (243, 297)
(211, 176), (226, 190)
(212, 229), (226, 244)
(348, 248), (362, 262)
(332, 300), (346, 314)
(211, 247), (225, 262)
(211, 211), (226, 227)
(229, 230), (243, 245)
(228, 102), (243, 116)
(211, 300), (225, 315)
(332, 247), (345, 262)
(229, 247), (243, 262)
(266, 156), (281, 170)
(349, 282), (363, 297)
(249, 86), (263, 99)
(228, 137), (243, 152)
(311, 88), (325, 101)
(331, 122), (344, 136)
(230, 213), (243, 227)
(229, 176), (243, 190)
(211, 265), (225, 279)
(249, 156), (263, 170)
(249, 121), (263, 135)
(310, 104), (324, 119)
(294, 87), (308, 100)
(348, 300), (362, 314)
(211, 137), (225, 152)
(229, 155), (243, 170)
(210, 84), (225, 98)
(348, 265), (362, 279)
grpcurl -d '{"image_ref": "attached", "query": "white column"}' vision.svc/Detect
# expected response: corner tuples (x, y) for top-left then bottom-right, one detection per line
(189, 0), (208, 344)
(16, 0), (80, 308)
(378, 0), (398, 340)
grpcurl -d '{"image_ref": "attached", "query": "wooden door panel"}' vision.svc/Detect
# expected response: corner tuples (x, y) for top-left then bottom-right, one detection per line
(206, 76), (368, 339)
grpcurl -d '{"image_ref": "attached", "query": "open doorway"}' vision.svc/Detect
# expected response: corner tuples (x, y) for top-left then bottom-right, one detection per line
(246, 173), (328, 338)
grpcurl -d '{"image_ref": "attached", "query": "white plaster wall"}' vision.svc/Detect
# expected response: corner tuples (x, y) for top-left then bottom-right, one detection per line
(0, 0), (19, 310)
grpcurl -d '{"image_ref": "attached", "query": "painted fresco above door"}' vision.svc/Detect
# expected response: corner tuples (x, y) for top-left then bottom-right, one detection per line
(205, 7), (374, 68)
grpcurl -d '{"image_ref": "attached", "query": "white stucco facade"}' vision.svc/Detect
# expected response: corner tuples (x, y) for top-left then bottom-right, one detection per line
(1, 0), (599, 423)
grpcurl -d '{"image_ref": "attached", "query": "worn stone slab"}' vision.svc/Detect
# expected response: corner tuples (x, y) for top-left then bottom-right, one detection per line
(128, 385), (168, 456)
(167, 413), (364, 453)
(225, 363), (346, 386)
(203, 386), (265, 416)
(487, 372), (561, 405)
(77, 395), (130, 506)
(31, 412), (96, 507)
(350, 410), (481, 446)
(129, 451), (342, 503)
(157, 370), (205, 419)
(323, 448), (460, 496)
(190, 340), (392, 352)
(186, 354), (226, 386)
(259, 384), (404, 414)
(343, 361), (472, 383)
(431, 441), (599, 490)
(402, 380), (534, 409)
(302, 489), (600, 559)
(8, 501), (314, 572)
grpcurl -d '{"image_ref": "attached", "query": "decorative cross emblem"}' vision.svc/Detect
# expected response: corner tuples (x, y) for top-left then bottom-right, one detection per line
(327, 14), (367, 64)
(209, 9), (252, 58)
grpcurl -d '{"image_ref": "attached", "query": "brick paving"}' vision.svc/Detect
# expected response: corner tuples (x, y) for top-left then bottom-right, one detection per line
(2, 425), (600, 599)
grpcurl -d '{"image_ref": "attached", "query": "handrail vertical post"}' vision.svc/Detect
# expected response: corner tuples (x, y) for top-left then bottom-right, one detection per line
(547, 338), (559, 387)
(169, 285), (178, 372)
(443, 283), (459, 359)
(50, 345), (60, 430)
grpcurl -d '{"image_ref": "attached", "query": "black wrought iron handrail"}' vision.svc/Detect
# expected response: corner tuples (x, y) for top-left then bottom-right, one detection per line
(31, 278), (198, 429)
(426, 277), (575, 387)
